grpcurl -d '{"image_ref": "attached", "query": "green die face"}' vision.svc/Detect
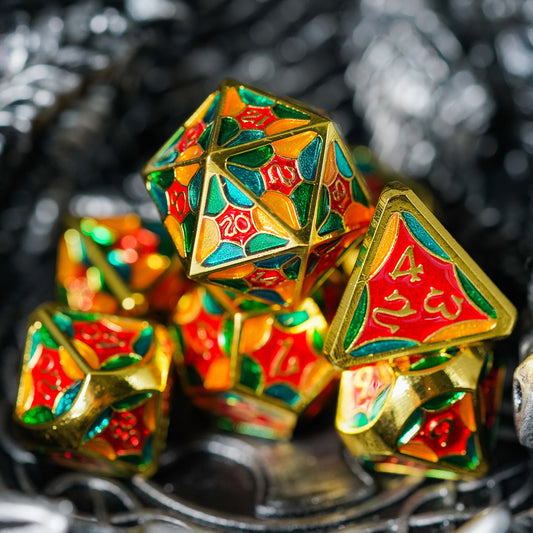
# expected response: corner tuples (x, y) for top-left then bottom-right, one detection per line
(14, 304), (174, 477)
(142, 79), (374, 307)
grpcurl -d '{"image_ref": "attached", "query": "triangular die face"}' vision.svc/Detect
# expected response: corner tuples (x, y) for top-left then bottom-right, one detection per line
(215, 129), (325, 234)
(143, 90), (220, 173)
(314, 134), (374, 242)
(325, 184), (516, 368)
(215, 81), (325, 150)
(190, 173), (298, 279)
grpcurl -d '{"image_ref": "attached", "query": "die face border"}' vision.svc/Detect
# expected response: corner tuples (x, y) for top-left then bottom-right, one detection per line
(324, 184), (517, 369)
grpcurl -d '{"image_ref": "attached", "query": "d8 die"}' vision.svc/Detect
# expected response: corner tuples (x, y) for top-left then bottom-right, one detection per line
(172, 286), (337, 439)
(142, 79), (374, 307)
(57, 214), (189, 316)
(336, 344), (504, 479)
(14, 304), (174, 477)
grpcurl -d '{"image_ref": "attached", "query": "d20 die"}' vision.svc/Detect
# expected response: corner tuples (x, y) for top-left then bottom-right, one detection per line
(336, 344), (502, 479)
(325, 183), (516, 368)
(142, 79), (374, 307)
(172, 286), (337, 439)
(57, 214), (189, 317)
(14, 304), (174, 477)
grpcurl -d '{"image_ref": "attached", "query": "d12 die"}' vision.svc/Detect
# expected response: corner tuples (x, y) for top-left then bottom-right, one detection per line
(57, 214), (189, 316)
(336, 344), (504, 479)
(14, 304), (174, 477)
(172, 286), (337, 439)
(142, 79), (374, 307)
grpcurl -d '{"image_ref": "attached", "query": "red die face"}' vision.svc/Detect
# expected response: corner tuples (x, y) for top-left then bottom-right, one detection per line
(172, 286), (338, 439)
(15, 305), (174, 477)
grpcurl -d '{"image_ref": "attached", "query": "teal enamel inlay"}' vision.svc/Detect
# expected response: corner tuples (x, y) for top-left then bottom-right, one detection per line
(157, 127), (184, 163)
(150, 169), (174, 190)
(204, 291), (224, 315)
(227, 165), (265, 196)
(370, 385), (391, 421)
(265, 384), (299, 406)
(55, 381), (82, 417)
(133, 326), (153, 357)
(182, 212), (196, 255)
(402, 212), (449, 260)
(423, 392), (465, 411)
(52, 312), (74, 337)
(443, 435), (479, 469)
(312, 329), (324, 352)
(148, 182), (169, 215)
(101, 353), (142, 370)
(228, 145), (274, 169)
(245, 234), (288, 255)
(22, 405), (54, 424)
(112, 392), (152, 411)
(344, 287), (368, 351)
(318, 212), (344, 236)
(276, 309), (310, 328)
(334, 141), (353, 178)
(272, 103), (309, 120)
(283, 257), (301, 280)
(188, 169), (202, 212)
(227, 130), (265, 147)
(316, 188), (329, 230)
(352, 412), (369, 429)
(204, 93), (220, 124)
(185, 364), (203, 386)
(218, 117), (240, 146)
(155, 151), (178, 167)
(349, 339), (418, 358)
(203, 242), (245, 267)
(29, 331), (42, 361)
(255, 253), (294, 269)
(410, 354), (451, 371)
(457, 269), (497, 318)
(398, 408), (423, 445)
(107, 250), (131, 282)
(298, 136), (322, 181)
(221, 177), (254, 208)
(238, 88), (274, 107)
(142, 435), (154, 465)
(206, 176), (227, 216)
(222, 320), (233, 355)
(198, 124), (213, 150)
(211, 277), (249, 292)
(351, 178), (369, 207)
(239, 355), (263, 391)
(84, 407), (112, 441)
(248, 289), (286, 305)
(291, 182), (313, 226)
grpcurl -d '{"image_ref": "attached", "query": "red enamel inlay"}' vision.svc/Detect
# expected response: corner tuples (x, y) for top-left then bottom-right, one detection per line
(214, 204), (257, 246)
(245, 268), (286, 290)
(327, 172), (353, 215)
(176, 122), (206, 154)
(235, 106), (277, 131)
(354, 218), (490, 348)
(479, 365), (504, 430)
(167, 180), (190, 223)
(260, 154), (303, 195)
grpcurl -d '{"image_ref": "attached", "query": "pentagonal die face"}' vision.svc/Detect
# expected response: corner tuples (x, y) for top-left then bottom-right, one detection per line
(172, 286), (337, 439)
(14, 304), (174, 477)
(336, 345), (502, 479)
(143, 80), (374, 307)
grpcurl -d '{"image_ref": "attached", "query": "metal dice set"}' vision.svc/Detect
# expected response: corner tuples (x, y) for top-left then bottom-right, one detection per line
(13, 80), (516, 480)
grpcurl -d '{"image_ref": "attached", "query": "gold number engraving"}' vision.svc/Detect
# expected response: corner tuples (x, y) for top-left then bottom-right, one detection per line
(372, 290), (416, 333)
(220, 213), (252, 238)
(240, 108), (270, 127)
(266, 164), (297, 186)
(389, 245), (424, 282)
(270, 337), (298, 377)
(423, 287), (463, 320)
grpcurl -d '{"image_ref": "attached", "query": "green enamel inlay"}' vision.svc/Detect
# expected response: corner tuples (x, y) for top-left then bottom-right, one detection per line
(133, 326), (153, 357)
(316, 188), (329, 230)
(212, 277), (249, 292)
(238, 88), (274, 107)
(298, 136), (322, 182)
(204, 93), (220, 123)
(101, 353), (143, 370)
(352, 412), (369, 429)
(52, 312), (74, 337)
(423, 392), (465, 411)
(218, 117), (240, 146)
(22, 405), (54, 424)
(228, 145), (274, 169)
(240, 355), (263, 391)
(81, 219), (115, 246)
(112, 392), (152, 411)
(276, 309), (310, 328)
(227, 165), (265, 196)
(398, 408), (423, 445)
(318, 212), (344, 236)
(334, 141), (353, 178)
(344, 287), (368, 351)
(272, 103), (309, 120)
(291, 182), (313, 227)
(38, 325), (59, 349)
(120, 453), (145, 467)
(84, 407), (112, 441)
(443, 435), (479, 470)
(150, 169), (175, 190)
(206, 176), (227, 216)
(198, 124), (213, 150)
(238, 299), (270, 312)
(188, 169), (202, 212)
(55, 381), (83, 417)
(283, 257), (301, 280)
(312, 329), (324, 353)
(182, 212), (196, 255)
(222, 320), (234, 355)
(265, 383), (299, 406)
(402, 212), (449, 260)
(245, 234), (288, 255)
(349, 339), (418, 358)
(185, 364), (204, 386)
(63, 310), (98, 321)
(457, 269), (497, 319)
(148, 182), (169, 215)
(410, 354), (451, 371)
(351, 178), (369, 207)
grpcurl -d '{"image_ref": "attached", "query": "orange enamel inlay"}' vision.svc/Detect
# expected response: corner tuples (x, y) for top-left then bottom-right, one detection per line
(272, 131), (316, 159)
(222, 87), (247, 117)
(164, 216), (185, 258)
(323, 143), (338, 186)
(459, 394), (477, 432)
(369, 213), (399, 278)
(424, 320), (496, 343)
(18, 371), (35, 414)
(177, 144), (202, 162)
(90, 292), (119, 314)
(252, 207), (291, 239)
(399, 441), (439, 463)
(130, 254), (170, 291)
(142, 395), (158, 432)
(58, 346), (86, 379)
(204, 357), (232, 390)
(196, 218), (220, 263)
(208, 263), (255, 280)
(262, 191), (301, 230)
(344, 204), (374, 232)
(71, 339), (100, 370)
(96, 214), (140, 234)
(84, 438), (117, 460)
(175, 163), (200, 186)
(174, 288), (202, 324)
(265, 118), (309, 135)
(240, 315), (274, 353)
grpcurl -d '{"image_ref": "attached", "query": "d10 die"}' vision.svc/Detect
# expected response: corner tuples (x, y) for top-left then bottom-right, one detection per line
(57, 214), (189, 316)
(14, 304), (174, 477)
(336, 344), (504, 479)
(142, 79), (374, 307)
(172, 286), (337, 439)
